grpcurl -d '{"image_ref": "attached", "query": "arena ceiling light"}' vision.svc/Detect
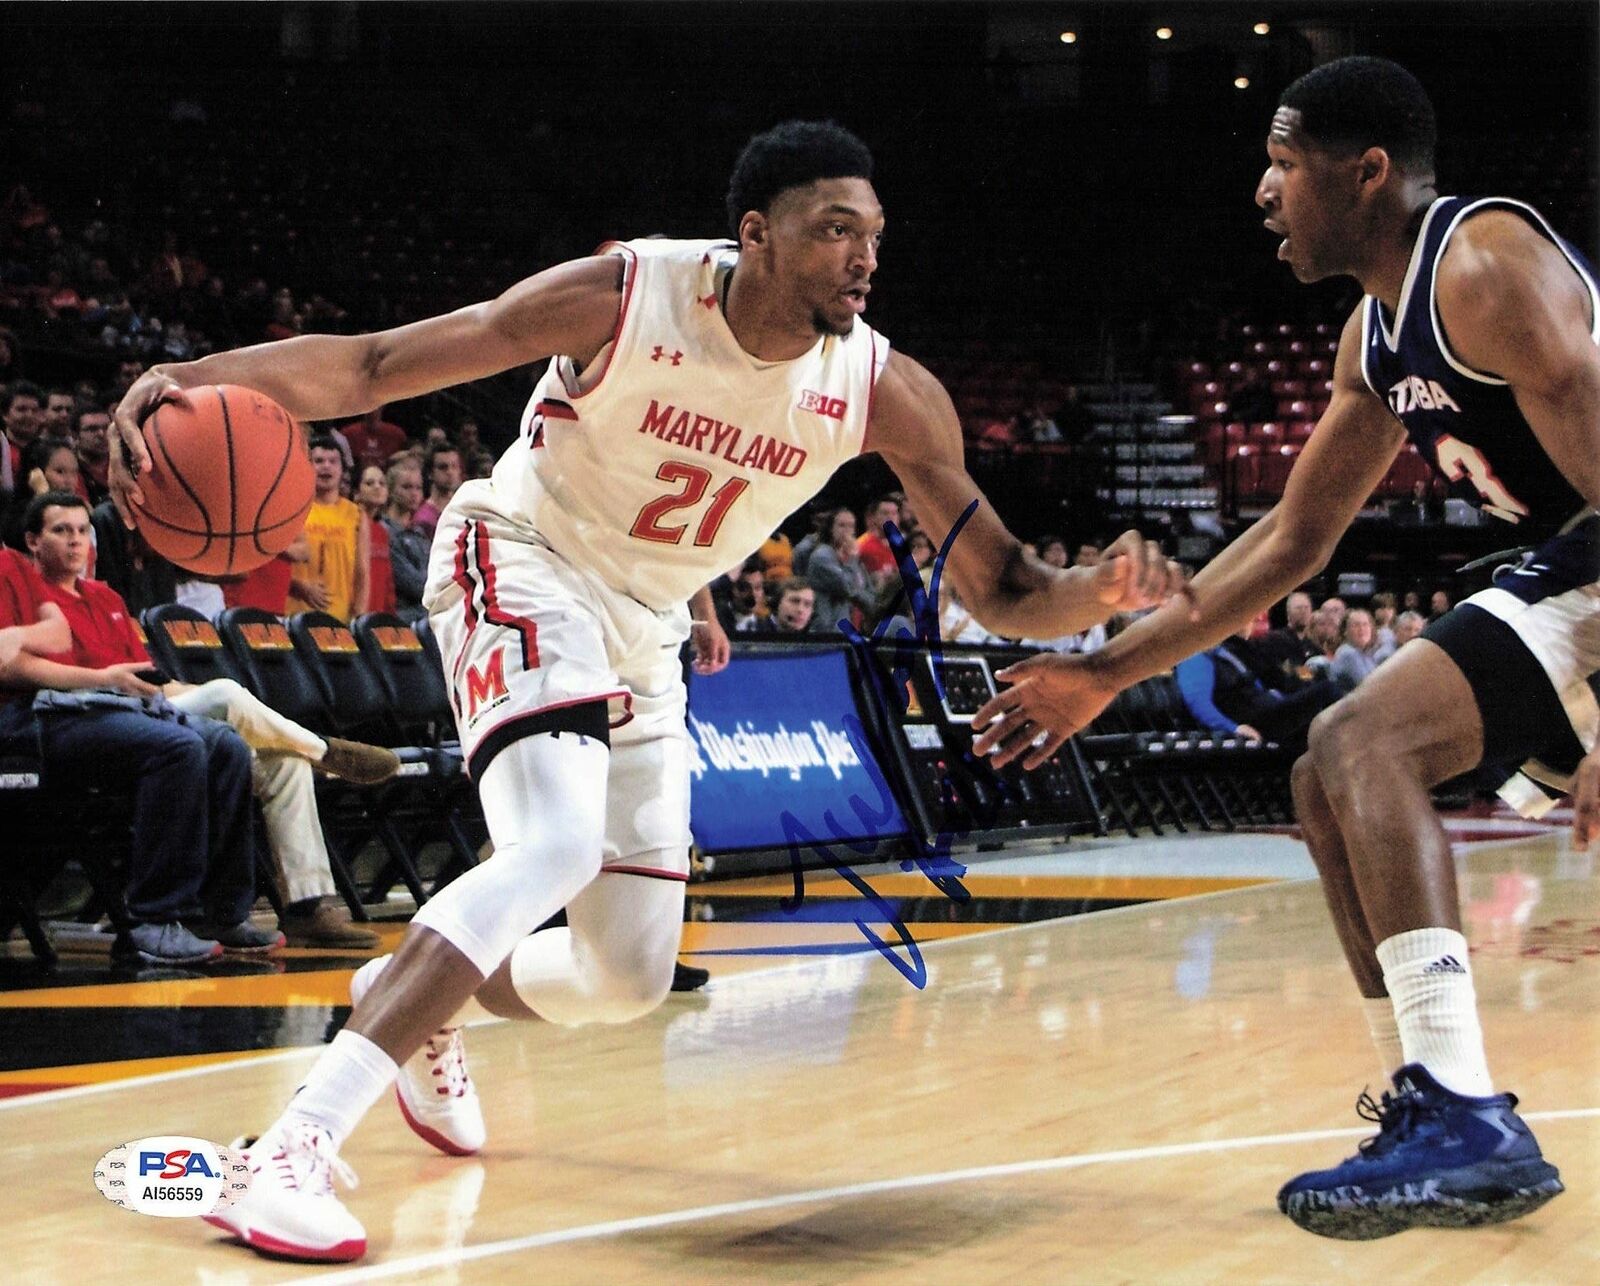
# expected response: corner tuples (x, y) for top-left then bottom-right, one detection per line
(1155, 26), (1174, 40)
(1254, 22), (1271, 36)
(1059, 30), (1077, 44)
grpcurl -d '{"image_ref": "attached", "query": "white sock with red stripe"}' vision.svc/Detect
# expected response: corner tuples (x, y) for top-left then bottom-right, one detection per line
(1376, 927), (1494, 1097)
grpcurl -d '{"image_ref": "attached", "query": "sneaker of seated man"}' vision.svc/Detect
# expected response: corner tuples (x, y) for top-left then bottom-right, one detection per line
(2, 494), (283, 962)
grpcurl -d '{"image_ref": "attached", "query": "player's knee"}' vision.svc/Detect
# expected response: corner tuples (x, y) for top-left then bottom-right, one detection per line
(1289, 752), (1324, 813)
(1306, 698), (1365, 780)
(591, 945), (674, 1022)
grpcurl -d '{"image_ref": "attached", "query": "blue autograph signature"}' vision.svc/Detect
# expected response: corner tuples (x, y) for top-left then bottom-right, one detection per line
(778, 499), (1021, 988)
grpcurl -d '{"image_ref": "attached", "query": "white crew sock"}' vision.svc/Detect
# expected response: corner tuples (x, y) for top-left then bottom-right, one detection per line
(1361, 995), (1405, 1080)
(1375, 927), (1494, 1097)
(277, 1028), (399, 1150)
(350, 954), (497, 1029)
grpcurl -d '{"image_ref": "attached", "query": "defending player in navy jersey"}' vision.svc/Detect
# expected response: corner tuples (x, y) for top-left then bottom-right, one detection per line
(105, 122), (1186, 1263)
(974, 57), (1597, 1239)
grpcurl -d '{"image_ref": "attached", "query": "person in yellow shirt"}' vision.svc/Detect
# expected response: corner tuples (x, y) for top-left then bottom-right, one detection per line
(288, 435), (369, 621)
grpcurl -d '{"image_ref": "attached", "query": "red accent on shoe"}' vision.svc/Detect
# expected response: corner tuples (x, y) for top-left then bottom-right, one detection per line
(395, 1086), (480, 1157)
(204, 1215), (366, 1263)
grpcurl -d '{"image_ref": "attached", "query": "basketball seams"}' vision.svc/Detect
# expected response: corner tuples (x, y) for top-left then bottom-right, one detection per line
(145, 401), (216, 559)
(216, 386), (240, 573)
(251, 405), (299, 558)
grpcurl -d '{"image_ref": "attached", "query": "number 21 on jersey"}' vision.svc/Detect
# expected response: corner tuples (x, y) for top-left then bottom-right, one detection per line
(629, 462), (750, 547)
(1433, 434), (1530, 524)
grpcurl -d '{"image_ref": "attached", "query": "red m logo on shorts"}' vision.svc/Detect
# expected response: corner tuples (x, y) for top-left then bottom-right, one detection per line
(465, 647), (509, 719)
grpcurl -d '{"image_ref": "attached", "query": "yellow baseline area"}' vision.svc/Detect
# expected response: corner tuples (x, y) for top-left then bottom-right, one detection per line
(702, 871), (1272, 900)
(0, 1047), (296, 1090)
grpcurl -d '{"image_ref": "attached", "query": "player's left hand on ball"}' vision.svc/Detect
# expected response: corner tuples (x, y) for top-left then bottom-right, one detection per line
(971, 652), (1120, 770)
(692, 616), (732, 676)
(1573, 744), (1600, 850)
(109, 370), (191, 528)
(1092, 530), (1195, 616)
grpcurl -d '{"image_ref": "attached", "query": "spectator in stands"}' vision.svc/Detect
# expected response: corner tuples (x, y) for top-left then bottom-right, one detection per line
(42, 388), (76, 438)
(3, 435), (80, 549)
(381, 457), (430, 614)
(1036, 535), (1068, 569)
(0, 494), (270, 963)
(1, 381), (44, 495)
(456, 418), (483, 461)
(1256, 589), (1319, 679)
(710, 557), (767, 635)
(1055, 385), (1095, 443)
(740, 577), (815, 635)
(1305, 605), (1343, 677)
(221, 534), (307, 617)
(1074, 541), (1102, 568)
(288, 435), (369, 621)
(25, 491), (389, 950)
(1019, 397), (1063, 444)
(1393, 609), (1426, 649)
(808, 506), (876, 633)
(356, 465), (396, 615)
(1319, 596), (1348, 630)
(789, 504), (833, 578)
(411, 441), (461, 541)
(1329, 609), (1383, 692)
(342, 405), (409, 473)
(856, 493), (902, 581)
(469, 448), (495, 481)
(1402, 589), (1424, 614)
(1390, 478), (1441, 526)
(1175, 627), (1343, 747)
(90, 499), (179, 617)
(1429, 588), (1452, 620)
(756, 527), (794, 583)
(1371, 591), (1398, 652)
(73, 404), (111, 507)
(976, 414), (1019, 448)
(907, 529), (935, 575)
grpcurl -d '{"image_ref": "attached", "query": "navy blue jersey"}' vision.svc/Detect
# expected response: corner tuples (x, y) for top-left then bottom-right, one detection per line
(1361, 196), (1598, 541)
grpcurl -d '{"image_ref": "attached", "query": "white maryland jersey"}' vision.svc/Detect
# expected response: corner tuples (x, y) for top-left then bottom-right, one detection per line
(457, 237), (890, 610)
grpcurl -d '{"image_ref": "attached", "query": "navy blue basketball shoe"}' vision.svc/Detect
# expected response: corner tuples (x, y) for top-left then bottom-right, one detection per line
(1278, 1063), (1563, 1239)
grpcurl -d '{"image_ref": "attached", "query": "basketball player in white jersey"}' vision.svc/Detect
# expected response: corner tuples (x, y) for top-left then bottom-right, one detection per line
(110, 121), (1186, 1261)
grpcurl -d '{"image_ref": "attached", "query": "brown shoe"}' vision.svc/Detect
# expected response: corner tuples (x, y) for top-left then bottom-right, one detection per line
(281, 899), (381, 949)
(319, 738), (401, 785)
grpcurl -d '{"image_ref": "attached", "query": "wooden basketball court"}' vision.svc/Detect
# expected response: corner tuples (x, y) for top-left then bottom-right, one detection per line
(5, 829), (1596, 1283)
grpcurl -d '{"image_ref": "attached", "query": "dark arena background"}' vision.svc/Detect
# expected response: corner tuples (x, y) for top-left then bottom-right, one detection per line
(2, 3), (1596, 1281)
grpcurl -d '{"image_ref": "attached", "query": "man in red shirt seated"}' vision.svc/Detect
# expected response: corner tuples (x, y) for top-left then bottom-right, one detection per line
(18, 492), (395, 951)
(0, 494), (267, 964)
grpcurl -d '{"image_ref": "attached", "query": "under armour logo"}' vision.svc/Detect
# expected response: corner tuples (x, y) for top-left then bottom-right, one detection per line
(651, 346), (684, 366)
(1421, 955), (1467, 975)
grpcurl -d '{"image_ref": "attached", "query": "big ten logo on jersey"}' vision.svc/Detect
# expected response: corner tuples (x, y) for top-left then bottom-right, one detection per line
(465, 646), (511, 721)
(93, 1135), (251, 1218)
(797, 389), (847, 421)
(1388, 374), (1462, 417)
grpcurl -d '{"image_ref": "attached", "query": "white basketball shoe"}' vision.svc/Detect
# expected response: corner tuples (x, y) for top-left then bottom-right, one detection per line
(204, 1122), (366, 1262)
(351, 958), (487, 1156)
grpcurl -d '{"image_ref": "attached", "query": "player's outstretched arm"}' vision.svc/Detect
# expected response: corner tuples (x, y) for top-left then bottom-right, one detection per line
(109, 255), (625, 522)
(869, 351), (1187, 640)
(1435, 211), (1600, 510)
(973, 306), (1407, 768)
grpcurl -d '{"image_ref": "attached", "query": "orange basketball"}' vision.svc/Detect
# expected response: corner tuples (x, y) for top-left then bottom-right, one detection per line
(132, 384), (314, 576)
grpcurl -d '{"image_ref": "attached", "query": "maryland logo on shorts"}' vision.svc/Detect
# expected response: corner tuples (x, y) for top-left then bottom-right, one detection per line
(464, 647), (512, 722)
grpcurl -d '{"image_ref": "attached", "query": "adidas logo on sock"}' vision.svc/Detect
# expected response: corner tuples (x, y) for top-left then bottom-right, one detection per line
(1422, 955), (1467, 975)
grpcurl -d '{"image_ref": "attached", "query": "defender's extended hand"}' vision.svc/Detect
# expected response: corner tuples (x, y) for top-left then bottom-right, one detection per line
(972, 653), (1120, 770)
(1092, 530), (1194, 614)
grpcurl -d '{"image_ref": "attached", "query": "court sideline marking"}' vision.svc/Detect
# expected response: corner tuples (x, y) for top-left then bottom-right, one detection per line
(309, 1107), (1600, 1283)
